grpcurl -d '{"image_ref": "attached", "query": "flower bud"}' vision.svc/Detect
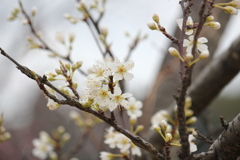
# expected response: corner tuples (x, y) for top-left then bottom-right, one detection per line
(160, 120), (167, 132)
(186, 116), (197, 124)
(208, 22), (221, 30)
(165, 133), (172, 142)
(31, 6), (37, 17)
(199, 50), (209, 59)
(223, 6), (238, 15)
(206, 16), (214, 22)
(147, 22), (158, 30)
(153, 124), (161, 132)
(100, 27), (108, 37)
(152, 13), (160, 23)
(57, 126), (65, 134)
(186, 53), (194, 61)
(69, 32), (75, 43)
(229, 0), (240, 9)
(168, 47), (180, 57)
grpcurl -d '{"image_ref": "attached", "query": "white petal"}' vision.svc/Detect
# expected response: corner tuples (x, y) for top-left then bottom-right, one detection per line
(186, 46), (193, 55)
(176, 18), (183, 30)
(197, 44), (208, 52)
(198, 37), (208, 43)
(183, 39), (190, 47)
(122, 93), (132, 98)
(114, 87), (122, 95)
(108, 102), (118, 111)
(125, 60), (134, 70)
(114, 73), (123, 81)
(123, 72), (134, 81)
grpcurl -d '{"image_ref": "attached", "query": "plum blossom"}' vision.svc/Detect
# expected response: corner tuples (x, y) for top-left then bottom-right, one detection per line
(108, 86), (132, 111)
(126, 97), (143, 118)
(104, 127), (118, 149)
(32, 131), (54, 160)
(177, 16), (194, 35)
(183, 35), (208, 55)
(110, 58), (134, 81)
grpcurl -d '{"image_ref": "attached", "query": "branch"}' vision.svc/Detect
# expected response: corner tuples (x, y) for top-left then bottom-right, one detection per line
(188, 35), (240, 116)
(193, 114), (240, 160)
(0, 48), (166, 160)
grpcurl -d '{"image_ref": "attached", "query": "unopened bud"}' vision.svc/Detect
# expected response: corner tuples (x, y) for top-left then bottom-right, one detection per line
(165, 133), (172, 142)
(186, 53), (194, 61)
(31, 6), (37, 17)
(186, 116), (197, 124)
(147, 22), (158, 30)
(229, 0), (240, 9)
(223, 6), (238, 15)
(160, 120), (167, 132)
(206, 16), (214, 22)
(208, 22), (221, 30)
(199, 50), (209, 59)
(168, 47), (180, 57)
(100, 27), (108, 37)
(152, 13), (160, 23)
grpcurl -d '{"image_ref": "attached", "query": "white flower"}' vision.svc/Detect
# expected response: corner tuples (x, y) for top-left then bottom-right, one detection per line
(104, 127), (118, 148)
(115, 133), (131, 153)
(131, 144), (142, 156)
(32, 132), (54, 160)
(86, 77), (102, 89)
(99, 151), (113, 160)
(177, 16), (194, 35)
(47, 98), (61, 110)
(126, 97), (143, 118)
(108, 87), (132, 111)
(92, 85), (110, 106)
(183, 35), (208, 55)
(88, 63), (111, 79)
(189, 134), (197, 152)
(110, 58), (134, 81)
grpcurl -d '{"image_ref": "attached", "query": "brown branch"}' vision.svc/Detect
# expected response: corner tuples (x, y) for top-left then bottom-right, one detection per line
(0, 48), (166, 160)
(193, 114), (240, 160)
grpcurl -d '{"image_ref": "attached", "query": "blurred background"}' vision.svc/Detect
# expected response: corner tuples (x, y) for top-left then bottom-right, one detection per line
(0, 0), (240, 159)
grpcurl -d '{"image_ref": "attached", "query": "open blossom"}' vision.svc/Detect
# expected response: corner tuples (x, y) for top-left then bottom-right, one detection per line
(183, 35), (208, 55)
(92, 85), (110, 107)
(47, 98), (61, 110)
(104, 127), (118, 148)
(32, 131), (54, 160)
(126, 97), (143, 118)
(131, 144), (142, 156)
(115, 133), (132, 153)
(45, 86), (61, 110)
(177, 16), (194, 35)
(110, 57), (134, 81)
(108, 86), (132, 111)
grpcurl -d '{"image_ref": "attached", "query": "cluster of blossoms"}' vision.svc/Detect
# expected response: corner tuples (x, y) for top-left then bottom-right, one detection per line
(81, 57), (136, 112)
(151, 97), (197, 152)
(100, 127), (141, 160)
(32, 126), (73, 160)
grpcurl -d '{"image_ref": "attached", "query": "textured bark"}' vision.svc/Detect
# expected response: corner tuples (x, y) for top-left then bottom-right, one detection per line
(194, 114), (240, 160)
